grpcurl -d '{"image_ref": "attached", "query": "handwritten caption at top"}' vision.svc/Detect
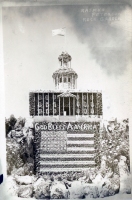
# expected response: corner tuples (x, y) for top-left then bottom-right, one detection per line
(81, 8), (120, 23)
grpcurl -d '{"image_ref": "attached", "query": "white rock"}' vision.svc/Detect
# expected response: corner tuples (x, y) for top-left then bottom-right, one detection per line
(18, 185), (33, 198)
(92, 174), (111, 193)
(33, 177), (51, 199)
(15, 175), (35, 185)
(92, 174), (103, 185)
(119, 174), (131, 194)
(83, 184), (99, 198)
(69, 181), (84, 199)
(99, 187), (109, 198)
(99, 176), (119, 197)
(25, 118), (34, 129)
(33, 177), (45, 189)
(50, 181), (69, 199)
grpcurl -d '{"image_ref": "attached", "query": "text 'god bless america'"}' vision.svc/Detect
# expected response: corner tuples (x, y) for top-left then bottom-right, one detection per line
(35, 122), (100, 132)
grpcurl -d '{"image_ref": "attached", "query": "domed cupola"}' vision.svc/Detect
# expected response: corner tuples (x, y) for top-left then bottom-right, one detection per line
(52, 52), (78, 90)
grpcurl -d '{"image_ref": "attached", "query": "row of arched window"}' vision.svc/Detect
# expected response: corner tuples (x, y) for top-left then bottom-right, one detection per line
(59, 77), (71, 83)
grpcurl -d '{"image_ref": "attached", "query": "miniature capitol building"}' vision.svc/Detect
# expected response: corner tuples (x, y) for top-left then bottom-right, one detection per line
(29, 52), (102, 118)
(29, 52), (103, 174)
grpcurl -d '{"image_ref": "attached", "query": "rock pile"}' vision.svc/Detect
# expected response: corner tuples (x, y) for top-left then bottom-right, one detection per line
(5, 118), (131, 198)
(6, 126), (34, 176)
(5, 162), (131, 199)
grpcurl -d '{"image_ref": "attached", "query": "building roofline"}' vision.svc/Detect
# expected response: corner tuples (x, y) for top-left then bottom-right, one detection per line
(29, 89), (102, 93)
(58, 92), (77, 98)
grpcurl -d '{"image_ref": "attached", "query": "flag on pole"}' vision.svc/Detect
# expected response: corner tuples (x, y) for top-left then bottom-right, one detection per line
(52, 28), (66, 36)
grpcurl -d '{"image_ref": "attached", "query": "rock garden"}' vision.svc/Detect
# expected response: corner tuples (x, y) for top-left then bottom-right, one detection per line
(5, 116), (131, 198)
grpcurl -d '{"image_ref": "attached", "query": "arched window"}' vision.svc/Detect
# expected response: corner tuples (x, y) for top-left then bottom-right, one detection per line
(68, 77), (70, 82)
(64, 77), (66, 83)
(60, 77), (62, 82)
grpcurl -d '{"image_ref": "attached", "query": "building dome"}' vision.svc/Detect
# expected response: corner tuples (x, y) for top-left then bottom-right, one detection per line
(52, 52), (78, 90)
(52, 67), (78, 78)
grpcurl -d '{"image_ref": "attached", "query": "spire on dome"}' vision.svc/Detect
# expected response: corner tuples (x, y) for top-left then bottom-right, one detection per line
(58, 52), (72, 68)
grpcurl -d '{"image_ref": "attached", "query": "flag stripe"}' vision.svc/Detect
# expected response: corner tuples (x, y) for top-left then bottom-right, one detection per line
(67, 147), (95, 151)
(67, 133), (94, 137)
(40, 164), (95, 168)
(40, 161), (95, 165)
(40, 167), (95, 172)
(67, 140), (94, 144)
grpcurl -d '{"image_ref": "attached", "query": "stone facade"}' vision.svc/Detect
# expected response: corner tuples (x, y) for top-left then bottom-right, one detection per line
(29, 52), (103, 173)
(29, 91), (103, 117)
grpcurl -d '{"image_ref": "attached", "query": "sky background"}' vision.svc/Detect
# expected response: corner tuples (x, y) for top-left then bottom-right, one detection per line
(2, 3), (132, 119)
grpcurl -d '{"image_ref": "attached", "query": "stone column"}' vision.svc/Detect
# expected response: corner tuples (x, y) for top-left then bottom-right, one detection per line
(77, 93), (79, 116)
(63, 97), (64, 115)
(62, 74), (64, 88)
(72, 97), (74, 115)
(67, 76), (68, 89)
(72, 75), (73, 89)
(43, 93), (44, 116)
(38, 93), (39, 116)
(92, 93), (94, 115)
(74, 75), (75, 89)
(69, 97), (70, 116)
(87, 93), (89, 115)
(59, 97), (60, 116)
(57, 75), (58, 89)
(53, 93), (54, 116)
(75, 77), (77, 89)
(73, 98), (75, 115)
(82, 93), (83, 115)
(48, 93), (49, 116)
(58, 75), (59, 89)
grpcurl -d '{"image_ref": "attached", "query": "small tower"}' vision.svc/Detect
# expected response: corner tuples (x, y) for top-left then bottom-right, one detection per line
(52, 52), (78, 90)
